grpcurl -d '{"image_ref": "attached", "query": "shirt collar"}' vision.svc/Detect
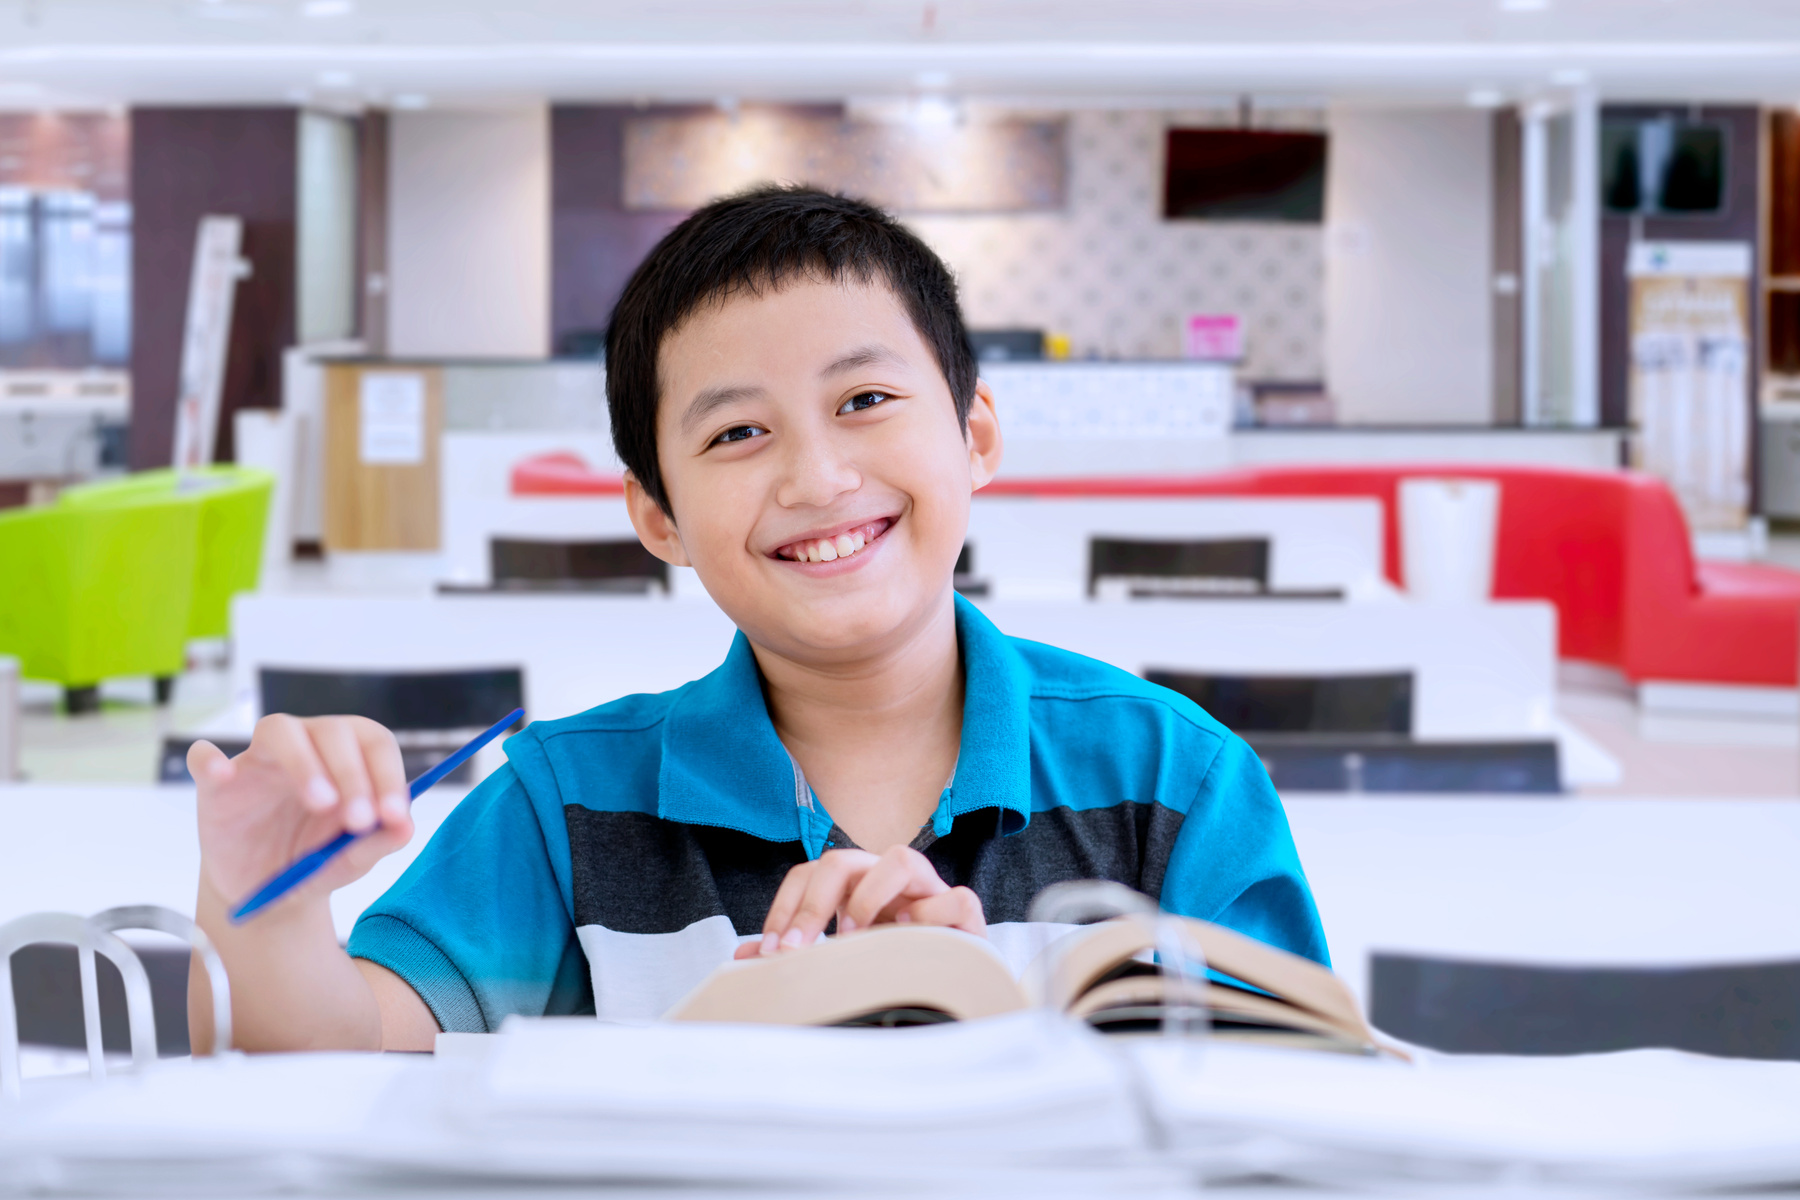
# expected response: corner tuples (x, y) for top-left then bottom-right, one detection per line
(657, 593), (1033, 841)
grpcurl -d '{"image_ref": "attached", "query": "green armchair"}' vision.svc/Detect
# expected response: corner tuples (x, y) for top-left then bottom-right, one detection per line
(0, 466), (272, 713)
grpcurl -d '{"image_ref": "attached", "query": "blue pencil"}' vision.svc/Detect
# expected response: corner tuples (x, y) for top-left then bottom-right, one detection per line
(228, 707), (525, 923)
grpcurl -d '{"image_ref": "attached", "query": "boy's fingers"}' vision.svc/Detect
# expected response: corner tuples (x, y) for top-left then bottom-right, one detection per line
(842, 846), (946, 929)
(759, 862), (815, 953)
(186, 739), (234, 786)
(781, 851), (875, 950)
(307, 719), (378, 834)
(253, 714), (338, 813)
(899, 887), (986, 936)
(352, 718), (409, 822)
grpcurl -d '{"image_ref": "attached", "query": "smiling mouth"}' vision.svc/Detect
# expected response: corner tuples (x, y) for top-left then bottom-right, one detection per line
(774, 517), (894, 564)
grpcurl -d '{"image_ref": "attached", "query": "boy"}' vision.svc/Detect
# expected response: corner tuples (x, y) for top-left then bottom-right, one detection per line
(189, 186), (1327, 1052)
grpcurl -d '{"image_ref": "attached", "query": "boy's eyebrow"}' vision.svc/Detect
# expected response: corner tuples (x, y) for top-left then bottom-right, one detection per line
(680, 383), (766, 432)
(820, 344), (905, 377)
(680, 345), (904, 432)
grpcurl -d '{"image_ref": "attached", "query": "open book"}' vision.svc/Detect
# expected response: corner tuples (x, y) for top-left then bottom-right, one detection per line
(668, 915), (1392, 1056)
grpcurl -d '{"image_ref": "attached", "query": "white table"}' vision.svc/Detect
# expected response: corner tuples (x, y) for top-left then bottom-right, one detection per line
(4, 787), (1794, 1001)
(966, 495), (1383, 599)
(1285, 797), (1800, 1008)
(0, 784), (468, 943)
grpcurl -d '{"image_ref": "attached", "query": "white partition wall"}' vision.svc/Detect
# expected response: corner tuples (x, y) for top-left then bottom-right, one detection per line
(967, 496), (1383, 599)
(388, 107), (550, 358)
(233, 592), (1560, 745)
(232, 593), (737, 726)
(440, 431), (629, 585)
(977, 599), (1558, 742)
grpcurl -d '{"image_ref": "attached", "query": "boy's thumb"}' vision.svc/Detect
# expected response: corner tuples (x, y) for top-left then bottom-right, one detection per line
(186, 739), (235, 784)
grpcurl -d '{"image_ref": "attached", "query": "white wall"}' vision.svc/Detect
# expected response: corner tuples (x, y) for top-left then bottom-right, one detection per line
(296, 111), (358, 344)
(388, 107), (549, 358)
(1325, 108), (1493, 424)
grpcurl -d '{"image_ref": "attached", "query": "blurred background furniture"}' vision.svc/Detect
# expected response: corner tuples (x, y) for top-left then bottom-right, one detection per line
(987, 465), (1800, 689)
(58, 466), (274, 641)
(486, 537), (668, 594)
(1089, 536), (1273, 597)
(257, 666), (525, 781)
(1147, 668), (1559, 793)
(0, 484), (199, 714)
(1370, 953), (1800, 1059)
(0, 467), (271, 713)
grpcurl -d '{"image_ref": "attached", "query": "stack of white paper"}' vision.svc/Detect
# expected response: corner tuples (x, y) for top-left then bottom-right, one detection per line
(9, 1020), (1800, 1194)
(445, 1012), (1147, 1179)
(0, 1015), (1147, 1191)
(1135, 1041), (1800, 1191)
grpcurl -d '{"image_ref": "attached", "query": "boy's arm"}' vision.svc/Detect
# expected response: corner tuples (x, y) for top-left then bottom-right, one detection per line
(187, 714), (439, 1052)
(1160, 733), (1330, 965)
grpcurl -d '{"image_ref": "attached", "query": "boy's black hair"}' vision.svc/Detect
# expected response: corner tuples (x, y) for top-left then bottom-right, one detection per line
(605, 184), (978, 515)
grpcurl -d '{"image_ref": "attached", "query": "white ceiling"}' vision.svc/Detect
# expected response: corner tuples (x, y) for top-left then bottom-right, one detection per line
(4, 0), (1800, 110)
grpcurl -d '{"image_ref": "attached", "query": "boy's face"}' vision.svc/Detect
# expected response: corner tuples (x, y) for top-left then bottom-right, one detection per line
(625, 278), (1001, 664)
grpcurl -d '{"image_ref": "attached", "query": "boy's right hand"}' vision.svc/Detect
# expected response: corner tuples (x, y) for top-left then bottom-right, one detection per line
(192, 714), (413, 914)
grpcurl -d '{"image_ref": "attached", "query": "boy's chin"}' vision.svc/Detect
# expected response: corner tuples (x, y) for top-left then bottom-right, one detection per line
(737, 588), (948, 661)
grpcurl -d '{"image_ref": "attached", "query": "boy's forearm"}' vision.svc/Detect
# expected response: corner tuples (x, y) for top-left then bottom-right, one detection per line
(191, 874), (384, 1053)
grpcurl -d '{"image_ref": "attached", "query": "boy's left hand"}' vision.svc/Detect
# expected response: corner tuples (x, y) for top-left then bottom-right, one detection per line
(736, 846), (985, 959)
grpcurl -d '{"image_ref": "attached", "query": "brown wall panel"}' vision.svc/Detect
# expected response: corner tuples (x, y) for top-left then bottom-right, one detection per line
(549, 105), (692, 354)
(129, 107), (298, 469)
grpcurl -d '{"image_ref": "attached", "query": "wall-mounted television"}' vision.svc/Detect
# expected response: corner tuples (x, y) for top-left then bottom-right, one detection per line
(1163, 129), (1328, 223)
(1601, 117), (1726, 216)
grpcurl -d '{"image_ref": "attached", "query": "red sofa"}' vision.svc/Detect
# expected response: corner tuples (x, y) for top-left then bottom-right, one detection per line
(984, 466), (1800, 688)
(510, 451), (624, 496)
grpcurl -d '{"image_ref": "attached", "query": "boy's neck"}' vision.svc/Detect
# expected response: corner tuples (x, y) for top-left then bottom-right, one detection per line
(752, 591), (964, 852)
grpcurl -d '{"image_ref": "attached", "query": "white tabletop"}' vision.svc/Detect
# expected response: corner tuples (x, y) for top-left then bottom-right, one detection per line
(4, 786), (1795, 992)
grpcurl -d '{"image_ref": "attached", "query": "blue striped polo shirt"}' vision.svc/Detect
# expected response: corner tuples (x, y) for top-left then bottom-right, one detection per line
(347, 594), (1329, 1032)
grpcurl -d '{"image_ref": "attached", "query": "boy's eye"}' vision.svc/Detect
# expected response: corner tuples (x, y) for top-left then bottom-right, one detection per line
(711, 424), (765, 446)
(838, 391), (892, 415)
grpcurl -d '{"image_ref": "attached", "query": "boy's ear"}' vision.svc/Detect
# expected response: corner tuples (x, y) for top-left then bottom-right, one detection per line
(966, 378), (1004, 492)
(622, 472), (694, 568)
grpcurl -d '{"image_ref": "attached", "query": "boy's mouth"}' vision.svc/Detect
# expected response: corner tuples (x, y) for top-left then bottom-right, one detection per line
(773, 517), (893, 564)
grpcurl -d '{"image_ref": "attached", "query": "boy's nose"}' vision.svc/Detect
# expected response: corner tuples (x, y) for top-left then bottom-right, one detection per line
(774, 428), (862, 509)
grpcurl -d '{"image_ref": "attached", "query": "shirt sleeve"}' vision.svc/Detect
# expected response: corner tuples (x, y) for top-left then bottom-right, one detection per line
(346, 763), (589, 1032)
(1157, 732), (1331, 967)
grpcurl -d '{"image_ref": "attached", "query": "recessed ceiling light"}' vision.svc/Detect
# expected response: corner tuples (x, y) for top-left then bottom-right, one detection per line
(301, 0), (354, 15)
(913, 70), (951, 91)
(1499, 0), (1550, 10)
(315, 69), (353, 88)
(392, 93), (429, 110)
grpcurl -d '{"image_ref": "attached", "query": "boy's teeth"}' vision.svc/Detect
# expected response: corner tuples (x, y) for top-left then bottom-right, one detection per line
(789, 530), (871, 562)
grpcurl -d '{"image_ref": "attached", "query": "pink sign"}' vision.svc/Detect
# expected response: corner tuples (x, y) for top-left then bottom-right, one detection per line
(1185, 313), (1243, 361)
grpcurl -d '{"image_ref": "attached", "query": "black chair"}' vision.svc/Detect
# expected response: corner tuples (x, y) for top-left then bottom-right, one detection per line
(258, 667), (525, 782)
(9, 942), (193, 1056)
(1144, 669), (1559, 793)
(1146, 670), (1413, 736)
(1371, 953), (1800, 1060)
(953, 542), (989, 598)
(967, 329), (1044, 362)
(1246, 739), (1560, 794)
(158, 735), (250, 784)
(1088, 537), (1270, 597)
(487, 537), (669, 594)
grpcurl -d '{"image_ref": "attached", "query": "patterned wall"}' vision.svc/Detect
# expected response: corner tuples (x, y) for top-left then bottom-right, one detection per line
(906, 109), (1325, 382)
